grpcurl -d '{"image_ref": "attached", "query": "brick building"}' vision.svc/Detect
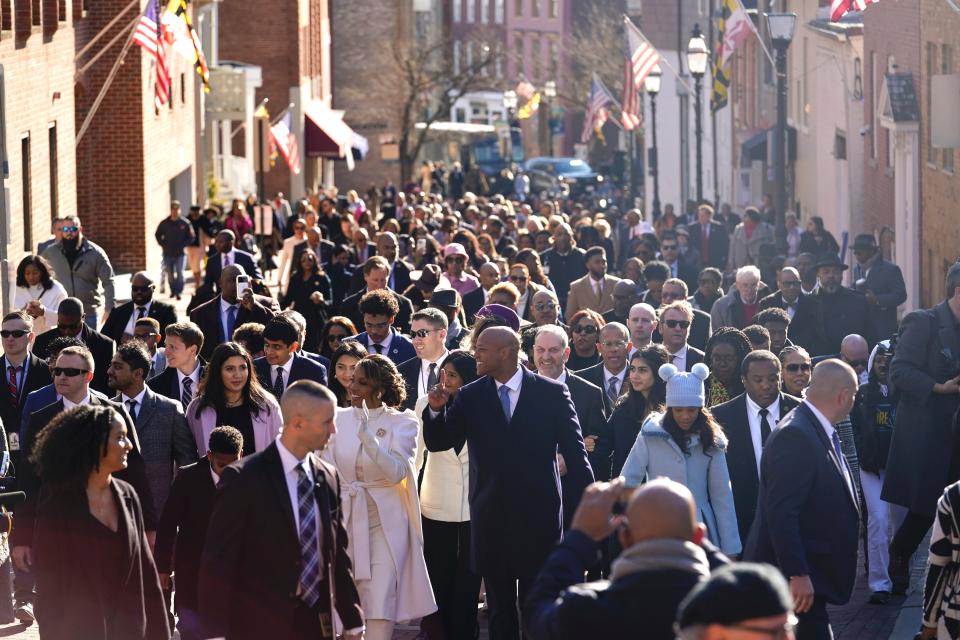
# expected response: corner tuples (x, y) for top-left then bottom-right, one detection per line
(0, 0), (78, 278)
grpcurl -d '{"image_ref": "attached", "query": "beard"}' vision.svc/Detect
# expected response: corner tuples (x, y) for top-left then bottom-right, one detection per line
(61, 236), (79, 251)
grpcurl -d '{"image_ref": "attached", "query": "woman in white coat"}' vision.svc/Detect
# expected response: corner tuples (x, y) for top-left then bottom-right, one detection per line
(11, 255), (67, 334)
(323, 354), (436, 640)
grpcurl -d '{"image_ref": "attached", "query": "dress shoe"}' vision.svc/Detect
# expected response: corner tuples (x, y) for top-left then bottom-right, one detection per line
(14, 601), (34, 624)
(869, 590), (891, 604)
(889, 544), (911, 594)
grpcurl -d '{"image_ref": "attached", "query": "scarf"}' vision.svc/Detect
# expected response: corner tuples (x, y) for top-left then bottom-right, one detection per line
(707, 376), (731, 407)
(610, 538), (710, 582)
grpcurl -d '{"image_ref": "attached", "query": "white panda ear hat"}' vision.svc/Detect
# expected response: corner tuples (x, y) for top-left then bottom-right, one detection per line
(660, 362), (710, 407)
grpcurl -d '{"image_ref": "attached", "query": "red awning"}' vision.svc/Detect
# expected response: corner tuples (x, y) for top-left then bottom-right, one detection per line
(304, 101), (356, 160)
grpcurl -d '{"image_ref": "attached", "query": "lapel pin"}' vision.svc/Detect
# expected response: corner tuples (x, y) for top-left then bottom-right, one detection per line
(376, 428), (386, 437)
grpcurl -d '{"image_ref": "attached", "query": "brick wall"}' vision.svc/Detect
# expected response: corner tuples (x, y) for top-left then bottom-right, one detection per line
(0, 0), (77, 279)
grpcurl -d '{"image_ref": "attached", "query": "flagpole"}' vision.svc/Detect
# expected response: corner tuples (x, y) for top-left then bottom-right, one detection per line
(623, 15), (696, 94)
(735, 0), (776, 66)
(75, 15), (142, 80)
(73, 0), (141, 63)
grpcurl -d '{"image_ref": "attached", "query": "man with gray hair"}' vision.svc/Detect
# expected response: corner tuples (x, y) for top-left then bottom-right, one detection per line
(711, 265), (762, 331)
(575, 323), (632, 415)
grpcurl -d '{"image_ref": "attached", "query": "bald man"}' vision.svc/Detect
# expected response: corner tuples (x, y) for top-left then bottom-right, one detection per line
(189, 264), (277, 359)
(463, 262), (502, 325)
(525, 478), (726, 639)
(745, 360), (861, 640)
(101, 271), (178, 345)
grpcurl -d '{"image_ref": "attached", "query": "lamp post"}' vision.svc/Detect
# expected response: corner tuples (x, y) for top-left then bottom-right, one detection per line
(765, 12), (797, 254)
(544, 80), (557, 156)
(687, 24), (709, 204)
(502, 89), (518, 167)
(644, 64), (662, 219)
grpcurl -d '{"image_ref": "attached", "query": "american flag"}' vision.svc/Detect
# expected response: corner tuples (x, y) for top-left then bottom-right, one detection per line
(133, 0), (170, 108)
(830, 0), (880, 21)
(270, 111), (301, 176)
(621, 17), (662, 130)
(581, 74), (615, 144)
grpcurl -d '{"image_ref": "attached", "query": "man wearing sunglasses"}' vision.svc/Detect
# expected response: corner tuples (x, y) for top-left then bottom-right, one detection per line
(40, 214), (116, 329)
(397, 308), (449, 410)
(0, 311), (51, 464)
(32, 297), (116, 396)
(658, 301), (706, 373)
(101, 272), (177, 346)
(760, 267), (818, 352)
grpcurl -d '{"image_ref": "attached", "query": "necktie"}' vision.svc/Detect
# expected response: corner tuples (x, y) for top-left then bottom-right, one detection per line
(7, 366), (21, 402)
(136, 306), (147, 320)
(607, 377), (620, 405)
(127, 399), (138, 423)
(181, 376), (193, 408)
(701, 226), (710, 264)
(225, 305), (238, 341)
(273, 367), (285, 398)
(295, 466), (322, 607)
(759, 408), (772, 446)
(831, 430), (845, 466)
(224, 253), (231, 267)
(427, 363), (438, 390)
(499, 384), (511, 422)
(372, 343), (384, 355)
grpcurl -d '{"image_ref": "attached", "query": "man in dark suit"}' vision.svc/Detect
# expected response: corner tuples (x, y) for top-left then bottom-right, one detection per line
(806, 254), (870, 357)
(107, 342), (198, 515)
(462, 262), (501, 325)
(203, 230), (263, 290)
(342, 289), (416, 365)
(190, 265), (277, 361)
(346, 231), (412, 295)
(601, 280), (639, 326)
(424, 326), (593, 640)
(12, 345), (158, 574)
(712, 351), (801, 544)
(574, 323), (631, 417)
(758, 267), (819, 352)
(199, 381), (364, 640)
(397, 308), (449, 411)
(658, 231), (699, 292)
(687, 204), (730, 270)
(745, 360), (861, 639)
(0, 311), (52, 457)
(148, 321), (206, 408)
(851, 234), (907, 344)
(656, 278), (711, 351)
(659, 300), (705, 372)
(156, 426), (243, 640)
(100, 271), (178, 345)
(340, 256), (414, 333)
(292, 226), (336, 269)
(32, 297), (115, 395)
(254, 316), (328, 399)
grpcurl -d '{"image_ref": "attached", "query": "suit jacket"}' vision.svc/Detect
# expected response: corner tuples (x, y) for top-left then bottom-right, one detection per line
(199, 443), (364, 639)
(34, 478), (169, 640)
(342, 329), (416, 365)
(13, 395), (158, 548)
(805, 287), (870, 357)
(574, 362), (629, 417)
(652, 308), (712, 352)
(293, 238), (336, 269)
(155, 459), (218, 612)
(462, 286), (487, 325)
(711, 392), (801, 544)
(189, 295), (277, 360)
(32, 324), (116, 395)
(340, 288), (414, 334)
(101, 299), (178, 345)
(19, 384), (108, 443)
(744, 402), (861, 605)
(687, 221), (730, 270)
(565, 274), (622, 320)
(113, 387), (198, 515)
(147, 360), (206, 404)
(856, 257), (907, 343)
(0, 354), (50, 454)
(254, 353), (329, 399)
(397, 354), (449, 412)
(423, 368), (594, 578)
(564, 372), (610, 482)
(675, 345), (706, 372)
(203, 249), (263, 289)
(518, 282), (545, 322)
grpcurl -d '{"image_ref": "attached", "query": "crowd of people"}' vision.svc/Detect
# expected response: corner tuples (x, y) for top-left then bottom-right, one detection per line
(3, 183), (960, 640)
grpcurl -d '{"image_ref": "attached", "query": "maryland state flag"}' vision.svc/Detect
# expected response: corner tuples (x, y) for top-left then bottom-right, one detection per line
(162, 0), (210, 91)
(517, 92), (541, 120)
(711, 0), (756, 112)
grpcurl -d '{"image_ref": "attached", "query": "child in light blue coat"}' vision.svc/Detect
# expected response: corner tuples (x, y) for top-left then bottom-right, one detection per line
(621, 362), (742, 557)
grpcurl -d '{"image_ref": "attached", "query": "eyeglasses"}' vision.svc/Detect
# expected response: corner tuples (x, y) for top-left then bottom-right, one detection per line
(365, 320), (391, 330)
(445, 256), (466, 263)
(326, 333), (348, 343)
(663, 319), (691, 329)
(53, 367), (89, 377)
(509, 275), (528, 283)
(411, 328), (438, 338)
(601, 340), (627, 349)
(572, 325), (598, 335)
(661, 244), (678, 251)
(785, 363), (812, 373)
(0, 330), (28, 339)
(61, 226), (79, 233)
(131, 285), (153, 292)
(534, 303), (558, 311)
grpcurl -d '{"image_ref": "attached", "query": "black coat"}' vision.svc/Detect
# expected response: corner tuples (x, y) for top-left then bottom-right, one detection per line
(564, 372), (610, 481)
(32, 324), (116, 396)
(855, 257), (907, 343)
(0, 354), (50, 455)
(574, 362), (629, 417)
(189, 295), (277, 360)
(805, 287), (870, 356)
(883, 301), (960, 517)
(34, 479), (170, 640)
(745, 403), (861, 605)
(346, 259), (413, 296)
(540, 247), (587, 312)
(758, 291), (820, 353)
(203, 249), (263, 289)
(711, 392), (801, 545)
(339, 288), (414, 334)
(462, 286), (487, 326)
(155, 459), (218, 612)
(253, 353), (328, 400)
(101, 300), (178, 346)
(423, 369), (594, 578)
(608, 396), (655, 478)
(687, 221), (730, 270)
(199, 443), (364, 639)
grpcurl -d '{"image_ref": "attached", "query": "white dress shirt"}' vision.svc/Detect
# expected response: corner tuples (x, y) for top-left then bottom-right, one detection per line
(62, 393), (92, 409)
(219, 297), (240, 342)
(669, 344), (689, 372)
(745, 394), (781, 474)
(803, 400), (856, 501)
(123, 300), (153, 337)
(176, 361), (202, 397)
(417, 350), (449, 398)
(121, 387), (148, 420)
(602, 365), (627, 399)
(275, 437), (321, 536)
(221, 249), (237, 269)
(495, 367), (524, 419)
(273, 356), (295, 389)
(366, 332), (394, 356)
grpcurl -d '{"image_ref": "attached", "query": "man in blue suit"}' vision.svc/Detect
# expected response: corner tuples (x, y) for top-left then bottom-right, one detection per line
(254, 316), (328, 399)
(745, 359), (861, 639)
(342, 289), (415, 365)
(203, 230), (263, 291)
(424, 326), (593, 640)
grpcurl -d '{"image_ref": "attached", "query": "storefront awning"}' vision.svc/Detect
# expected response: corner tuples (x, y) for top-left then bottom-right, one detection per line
(740, 125), (798, 167)
(304, 101), (366, 168)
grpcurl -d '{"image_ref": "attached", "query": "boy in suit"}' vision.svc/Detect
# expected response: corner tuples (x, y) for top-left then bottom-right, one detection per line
(254, 316), (329, 399)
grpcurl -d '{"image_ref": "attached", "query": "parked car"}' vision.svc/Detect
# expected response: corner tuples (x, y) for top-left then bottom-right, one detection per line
(524, 157), (604, 198)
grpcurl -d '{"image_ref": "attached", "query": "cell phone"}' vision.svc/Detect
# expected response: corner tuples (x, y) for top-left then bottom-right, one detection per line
(417, 238), (426, 252)
(236, 275), (250, 297)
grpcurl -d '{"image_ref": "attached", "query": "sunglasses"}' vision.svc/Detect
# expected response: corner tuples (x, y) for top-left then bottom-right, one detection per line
(0, 330), (28, 339)
(445, 256), (466, 263)
(661, 244), (678, 251)
(785, 363), (812, 373)
(61, 226), (79, 233)
(411, 328), (437, 338)
(509, 275), (528, 283)
(326, 333), (348, 343)
(131, 285), (153, 292)
(663, 319), (691, 329)
(847, 359), (868, 369)
(572, 325), (598, 335)
(53, 367), (89, 377)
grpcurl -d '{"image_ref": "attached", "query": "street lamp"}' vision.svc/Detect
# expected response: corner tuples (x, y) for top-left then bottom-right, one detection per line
(502, 90), (518, 165)
(765, 12), (796, 254)
(644, 64), (662, 218)
(544, 80), (557, 156)
(687, 24), (709, 204)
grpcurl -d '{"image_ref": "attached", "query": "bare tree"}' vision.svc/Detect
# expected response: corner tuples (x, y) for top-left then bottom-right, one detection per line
(566, 5), (625, 112)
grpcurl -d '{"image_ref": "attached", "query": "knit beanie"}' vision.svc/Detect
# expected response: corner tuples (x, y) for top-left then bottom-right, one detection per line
(676, 563), (794, 629)
(660, 362), (710, 407)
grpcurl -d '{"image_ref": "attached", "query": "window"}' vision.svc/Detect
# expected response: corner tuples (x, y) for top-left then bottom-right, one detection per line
(480, 0), (488, 23)
(453, 40), (462, 74)
(452, 0), (460, 22)
(466, 41), (474, 70)
(943, 44), (954, 172)
(181, 73), (186, 104)
(801, 37), (808, 126)
(466, 0), (475, 22)
(531, 0), (539, 17)
(531, 35), (541, 80)
(515, 0), (522, 16)
(549, 0), (558, 18)
(495, 41), (503, 78)
(1, 0), (10, 31)
(928, 42), (937, 164)
(20, 135), (32, 252)
(58, 0), (65, 21)
(870, 51), (877, 160)
(834, 131), (847, 160)
(495, 0), (503, 23)
(48, 124), (57, 219)
(31, 0), (40, 25)
(515, 35), (524, 76)
(549, 38), (559, 79)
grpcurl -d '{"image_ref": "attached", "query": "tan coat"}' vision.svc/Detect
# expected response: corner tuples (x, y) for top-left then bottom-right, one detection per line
(565, 273), (622, 319)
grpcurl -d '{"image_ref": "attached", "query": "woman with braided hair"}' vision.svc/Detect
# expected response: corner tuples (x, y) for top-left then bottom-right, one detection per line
(703, 327), (753, 407)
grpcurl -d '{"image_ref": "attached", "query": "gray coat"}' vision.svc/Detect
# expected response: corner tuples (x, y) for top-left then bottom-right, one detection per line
(115, 387), (198, 515)
(727, 221), (774, 271)
(882, 301), (960, 517)
(41, 238), (115, 315)
(620, 413), (742, 556)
